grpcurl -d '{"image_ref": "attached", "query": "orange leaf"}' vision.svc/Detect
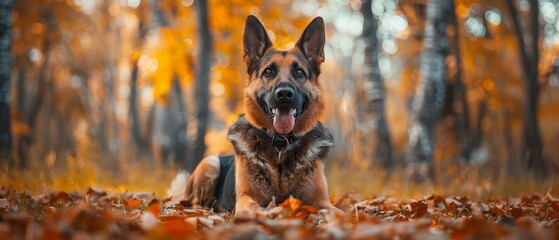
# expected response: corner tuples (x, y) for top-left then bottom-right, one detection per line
(148, 200), (161, 218)
(447, 202), (459, 213)
(162, 216), (196, 236)
(298, 205), (318, 214)
(410, 201), (428, 218)
(125, 199), (143, 211)
(280, 196), (301, 212)
(488, 205), (506, 217)
(509, 207), (524, 219)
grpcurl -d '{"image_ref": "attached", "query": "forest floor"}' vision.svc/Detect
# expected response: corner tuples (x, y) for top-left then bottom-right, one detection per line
(2, 159), (559, 239)
(1, 187), (559, 239)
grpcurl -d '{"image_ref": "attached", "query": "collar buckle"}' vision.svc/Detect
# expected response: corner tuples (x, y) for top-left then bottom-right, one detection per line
(257, 128), (299, 152)
(272, 135), (290, 150)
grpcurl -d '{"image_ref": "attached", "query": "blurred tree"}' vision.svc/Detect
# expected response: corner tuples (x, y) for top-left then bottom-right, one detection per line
(190, 0), (212, 171)
(0, 0), (13, 162)
(151, 76), (189, 167)
(360, 0), (392, 170)
(129, 2), (150, 156)
(170, 76), (188, 166)
(447, 0), (473, 161)
(97, 0), (121, 157)
(149, 0), (189, 167)
(506, 0), (545, 178)
(405, 0), (451, 181)
(12, 3), (56, 168)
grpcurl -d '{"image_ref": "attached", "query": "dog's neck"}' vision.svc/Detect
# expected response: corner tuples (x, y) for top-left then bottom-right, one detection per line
(227, 115), (334, 166)
(255, 129), (300, 153)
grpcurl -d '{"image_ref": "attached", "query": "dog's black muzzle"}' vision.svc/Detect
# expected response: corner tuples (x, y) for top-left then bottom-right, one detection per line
(269, 83), (301, 110)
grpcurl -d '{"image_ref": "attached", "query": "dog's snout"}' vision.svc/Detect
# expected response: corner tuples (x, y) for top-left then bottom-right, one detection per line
(275, 87), (294, 100)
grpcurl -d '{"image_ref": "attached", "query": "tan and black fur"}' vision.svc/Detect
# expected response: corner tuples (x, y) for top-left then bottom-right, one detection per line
(181, 15), (340, 215)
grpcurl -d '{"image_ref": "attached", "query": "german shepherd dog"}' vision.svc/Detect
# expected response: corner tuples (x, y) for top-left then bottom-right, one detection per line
(173, 15), (341, 215)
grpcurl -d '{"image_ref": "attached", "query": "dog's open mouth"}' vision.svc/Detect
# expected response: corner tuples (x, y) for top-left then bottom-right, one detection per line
(271, 107), (298, 135)
(259, 92), (308, 135)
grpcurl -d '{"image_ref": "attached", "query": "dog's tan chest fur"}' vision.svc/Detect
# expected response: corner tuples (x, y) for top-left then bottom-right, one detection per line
(228, 115), (333, 207)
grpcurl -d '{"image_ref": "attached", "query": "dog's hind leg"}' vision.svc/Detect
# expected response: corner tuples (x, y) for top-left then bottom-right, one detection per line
(184, 156), (221, 208)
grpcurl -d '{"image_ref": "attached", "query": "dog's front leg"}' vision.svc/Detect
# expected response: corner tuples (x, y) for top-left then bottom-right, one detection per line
(235, 194), (261, 216)
(310, 160), (344, 216)
(234, 156), (264, 216)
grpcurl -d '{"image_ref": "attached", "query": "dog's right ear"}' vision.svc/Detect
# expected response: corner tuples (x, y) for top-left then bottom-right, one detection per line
(243, 15), (273, 73)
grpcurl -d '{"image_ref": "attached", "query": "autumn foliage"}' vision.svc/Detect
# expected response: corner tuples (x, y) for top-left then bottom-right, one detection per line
(2, 188), (559, 239)
(2, 0), (559, 238)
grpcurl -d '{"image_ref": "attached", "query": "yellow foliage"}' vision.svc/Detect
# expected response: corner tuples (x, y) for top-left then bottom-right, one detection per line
(482, 78), (495, 93)
(143, 27), (194, 103)
(455, 3), (469, 17)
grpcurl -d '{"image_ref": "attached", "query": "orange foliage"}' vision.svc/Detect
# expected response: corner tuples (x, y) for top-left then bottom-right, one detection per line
(2, 188), (559, 239)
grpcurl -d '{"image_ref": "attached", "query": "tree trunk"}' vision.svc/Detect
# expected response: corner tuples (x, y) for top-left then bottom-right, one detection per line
(191, 0), (212, 171)
(147, 0), (191, 167)
(0, 0), (13, 162)
(129, 4), (149, 153)
(406, 0), (450, 181)
(99, 0), (121, 160)
(148, 0), (172, 165)
(502, 109), (515, 175)
(506, 0), (545, 178)
(129, 61), (149, 151)
(448, 0), (473, 161)
(360, 0), (393, 170)
(472, 99), (487, 151)
(14, 7), (56, 168)
(170, 77), (188, 168)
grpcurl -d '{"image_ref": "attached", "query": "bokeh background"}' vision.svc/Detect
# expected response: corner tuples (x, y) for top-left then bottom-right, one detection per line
(1, 0), (559, 198)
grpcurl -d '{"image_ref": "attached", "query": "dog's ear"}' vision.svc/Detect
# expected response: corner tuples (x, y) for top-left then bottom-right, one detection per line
(243, 15), (273, 73)
(296, 17), (325, 66)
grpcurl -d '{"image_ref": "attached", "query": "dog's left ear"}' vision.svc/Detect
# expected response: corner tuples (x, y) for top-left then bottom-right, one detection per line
(243, 15), (273, 74)
(296, 17), (325, 66)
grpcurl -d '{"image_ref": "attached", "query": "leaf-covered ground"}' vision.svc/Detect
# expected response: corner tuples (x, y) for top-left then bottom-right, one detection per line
(1, 187), (559, 239)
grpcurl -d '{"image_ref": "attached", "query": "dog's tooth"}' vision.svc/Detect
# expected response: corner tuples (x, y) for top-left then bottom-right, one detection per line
(272, 108), (277, 114)
(291, 108), (296, 115)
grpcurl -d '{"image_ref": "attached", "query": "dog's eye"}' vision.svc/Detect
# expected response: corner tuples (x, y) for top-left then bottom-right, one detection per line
(264, 68), (274, 77)
(295, 69), (304, 78)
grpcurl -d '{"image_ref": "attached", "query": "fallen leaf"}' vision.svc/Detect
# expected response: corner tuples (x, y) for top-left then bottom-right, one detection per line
(410, 201), (428, 218)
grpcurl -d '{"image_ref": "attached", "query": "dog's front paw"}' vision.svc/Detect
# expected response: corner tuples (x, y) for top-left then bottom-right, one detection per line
(318, 207), (345, 223)
(329, 206), (345, 217)
(235, 207), (266, 219)
(235, 195), (262, 218)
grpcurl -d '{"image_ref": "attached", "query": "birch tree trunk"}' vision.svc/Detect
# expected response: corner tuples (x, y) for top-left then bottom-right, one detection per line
(406, 0), (451, 181)
(0, 0), (13, 162)
(361, 0), (392, 170)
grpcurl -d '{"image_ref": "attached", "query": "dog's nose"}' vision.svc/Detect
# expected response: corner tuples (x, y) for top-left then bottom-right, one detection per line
(275, 87), (294, 100)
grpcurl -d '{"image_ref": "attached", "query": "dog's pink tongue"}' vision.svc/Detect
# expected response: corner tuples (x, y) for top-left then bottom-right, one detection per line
(273, 111), (295, 135)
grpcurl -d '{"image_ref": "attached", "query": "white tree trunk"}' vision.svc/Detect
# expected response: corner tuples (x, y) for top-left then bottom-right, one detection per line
(406, 0), (450, 178)
(361, 0), (392, 169)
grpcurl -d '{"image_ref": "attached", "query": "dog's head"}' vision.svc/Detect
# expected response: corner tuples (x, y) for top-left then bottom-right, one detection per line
(242, 15), (326, 136)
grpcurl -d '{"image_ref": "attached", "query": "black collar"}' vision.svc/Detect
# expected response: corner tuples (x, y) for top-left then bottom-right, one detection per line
(256, 128), (300, 152)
